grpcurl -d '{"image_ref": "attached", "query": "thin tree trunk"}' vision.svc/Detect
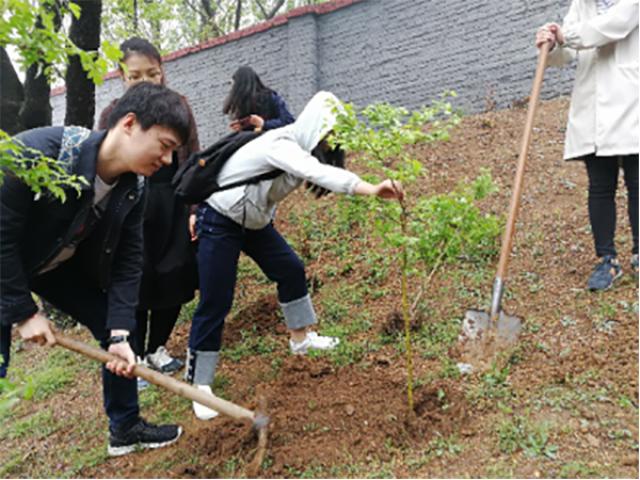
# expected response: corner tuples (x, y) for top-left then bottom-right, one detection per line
(134, 0), (139, 32)
(19, 63), (52, 129)
(65, 0), (102, 128)
(234, 0), (242, 30)
(255, 0), (285, 19)
(17, 2), (64, 130)
(0, 47), (25, 134)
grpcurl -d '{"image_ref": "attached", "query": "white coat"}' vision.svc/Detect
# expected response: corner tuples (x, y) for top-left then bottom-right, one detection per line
(206, 91), (361, 229)
(547, 0), (639, 160)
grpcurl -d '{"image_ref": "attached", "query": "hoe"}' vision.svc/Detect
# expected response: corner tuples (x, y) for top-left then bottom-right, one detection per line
(54, 332), (268, 477)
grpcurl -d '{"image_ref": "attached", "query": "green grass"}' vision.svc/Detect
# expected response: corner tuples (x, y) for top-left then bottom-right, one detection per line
(495, 414), (558, 459)
(177, 296), (199, 325)
(0, 451), (23, 477)
(306, 310), (380, 366)
(467, 362), (513, 407)
(10, 348), (89, 401)
(224, 328), (280, 362)
(557, 461), (602, 478)
(0, 409), (60, 441)
(415, 315), (461, 359)
(60, 444), (109, 478)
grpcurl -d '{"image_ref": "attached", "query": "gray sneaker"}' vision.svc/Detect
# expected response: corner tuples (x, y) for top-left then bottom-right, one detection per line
(146, 346), (184, 374)
(587, 256), (622, 291)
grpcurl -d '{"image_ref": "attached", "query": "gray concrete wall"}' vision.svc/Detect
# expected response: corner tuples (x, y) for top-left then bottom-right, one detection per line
(52, 0), (574, 146)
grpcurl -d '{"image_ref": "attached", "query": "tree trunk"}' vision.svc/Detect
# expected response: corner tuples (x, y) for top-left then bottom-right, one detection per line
(19, 63), (52, 130)
(0, 47), (25, 135)
(17, 0), (65, 132)
(234, 0), (242, 30)
(65, 0), (102, 128)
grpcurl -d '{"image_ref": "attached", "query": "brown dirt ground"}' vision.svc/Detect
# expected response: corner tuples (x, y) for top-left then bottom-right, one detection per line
(3, 97), (638, 479)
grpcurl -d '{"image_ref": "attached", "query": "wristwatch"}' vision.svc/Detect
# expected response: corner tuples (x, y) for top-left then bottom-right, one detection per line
(107, 334), (129, 346)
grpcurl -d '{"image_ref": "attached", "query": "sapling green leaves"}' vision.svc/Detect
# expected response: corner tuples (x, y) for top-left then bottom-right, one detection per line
(330, 93), (500, 411)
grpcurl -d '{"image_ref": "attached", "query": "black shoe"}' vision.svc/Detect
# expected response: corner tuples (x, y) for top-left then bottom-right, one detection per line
(108, 418), (182, 457)
(587, 255), (622, 291)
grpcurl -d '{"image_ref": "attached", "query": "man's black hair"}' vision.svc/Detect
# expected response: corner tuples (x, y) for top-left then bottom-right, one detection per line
(106, 82), (190, 145)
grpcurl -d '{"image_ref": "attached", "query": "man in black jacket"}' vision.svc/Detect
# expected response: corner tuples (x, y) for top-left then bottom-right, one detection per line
(0, 82), (190, 456)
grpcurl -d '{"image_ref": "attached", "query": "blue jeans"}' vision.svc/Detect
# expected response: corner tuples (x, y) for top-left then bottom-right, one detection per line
(29, 257), (139, 431)
(189, 204), (310, 352)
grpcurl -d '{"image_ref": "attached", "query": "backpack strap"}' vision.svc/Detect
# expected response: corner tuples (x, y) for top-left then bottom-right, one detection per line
(214, 169), (283, 193)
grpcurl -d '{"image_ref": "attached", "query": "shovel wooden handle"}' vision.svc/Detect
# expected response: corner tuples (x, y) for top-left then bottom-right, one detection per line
(54, 332), (256, 423)
(495, 42), (550, 281)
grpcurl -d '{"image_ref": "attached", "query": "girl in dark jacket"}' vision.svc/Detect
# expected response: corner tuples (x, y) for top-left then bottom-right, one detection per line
(98, 37), (200, 374)
(223, 65), (294, 132)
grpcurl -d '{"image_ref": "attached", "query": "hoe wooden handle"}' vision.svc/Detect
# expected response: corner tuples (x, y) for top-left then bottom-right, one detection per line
(495, 41), (550, 281)
(54, 333), (256, 422)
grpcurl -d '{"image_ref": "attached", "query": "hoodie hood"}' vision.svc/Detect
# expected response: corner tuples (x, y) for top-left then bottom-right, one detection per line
(291, 91), (343, 152)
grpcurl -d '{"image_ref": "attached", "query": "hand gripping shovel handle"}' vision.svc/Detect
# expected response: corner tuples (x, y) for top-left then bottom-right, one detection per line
(53, 332), (258, 424)
(490, 41), (550, 322)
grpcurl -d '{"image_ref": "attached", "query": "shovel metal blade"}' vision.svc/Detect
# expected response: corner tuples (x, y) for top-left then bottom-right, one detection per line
(461, 309), (522, 344)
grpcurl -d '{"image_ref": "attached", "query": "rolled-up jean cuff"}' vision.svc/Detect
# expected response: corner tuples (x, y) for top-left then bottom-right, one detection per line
(280, 294), (317, 330)
(193, 350), (220, 386)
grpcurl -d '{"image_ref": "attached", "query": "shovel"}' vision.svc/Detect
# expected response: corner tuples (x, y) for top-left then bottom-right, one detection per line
(462, 41), (550, 344)
(54, 332), (268, 476)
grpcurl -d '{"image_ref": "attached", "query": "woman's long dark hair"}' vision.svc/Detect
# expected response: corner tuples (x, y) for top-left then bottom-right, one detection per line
(222, 66), (275, 120)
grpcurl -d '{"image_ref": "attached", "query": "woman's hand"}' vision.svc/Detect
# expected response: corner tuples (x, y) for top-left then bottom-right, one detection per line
(17, 312), (56, 346)
(354, 179), (404, 200)
(536, 23), (564, 49)
(374, 179), (404, 200)
(189, 213), (197, 241)
(248, 115), (265, 130)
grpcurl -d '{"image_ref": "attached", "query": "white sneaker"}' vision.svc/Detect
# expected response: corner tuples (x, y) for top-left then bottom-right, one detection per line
(192, 385), (219, 420)
(146, 346), (184, 373)
(289, 331), (340, 355)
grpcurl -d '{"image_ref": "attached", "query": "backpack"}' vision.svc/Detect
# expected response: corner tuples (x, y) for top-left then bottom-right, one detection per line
(172, 130), (282, 204)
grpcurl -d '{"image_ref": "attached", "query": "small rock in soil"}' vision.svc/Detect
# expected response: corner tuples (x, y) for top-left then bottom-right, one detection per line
(586, 433), (600, 447)
(345, 404), (355, 416)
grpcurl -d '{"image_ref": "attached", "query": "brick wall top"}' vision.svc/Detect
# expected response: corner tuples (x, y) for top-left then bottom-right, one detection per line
(50, 0), (364, 97)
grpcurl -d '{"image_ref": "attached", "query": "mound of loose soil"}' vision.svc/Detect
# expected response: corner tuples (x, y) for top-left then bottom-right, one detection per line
(169, 356), (467, 478)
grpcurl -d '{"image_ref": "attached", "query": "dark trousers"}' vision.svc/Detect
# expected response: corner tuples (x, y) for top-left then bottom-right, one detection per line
(0, 324), (10, 378)
(134, 306), (181, 357)
(189, 204), (307, 352)
(584, 155), (639, 257)
(28, 258), (139, 431)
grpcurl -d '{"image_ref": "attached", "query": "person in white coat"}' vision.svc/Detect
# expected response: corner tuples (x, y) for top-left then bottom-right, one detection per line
(536, 0), (639, 290)
(186, 91), (404, 420)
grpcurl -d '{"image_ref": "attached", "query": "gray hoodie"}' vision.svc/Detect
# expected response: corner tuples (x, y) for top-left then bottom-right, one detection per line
(206, 91), (361, 229)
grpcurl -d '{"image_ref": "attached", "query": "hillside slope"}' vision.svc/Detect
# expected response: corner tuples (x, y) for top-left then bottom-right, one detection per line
(2, 97), (637, 479)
